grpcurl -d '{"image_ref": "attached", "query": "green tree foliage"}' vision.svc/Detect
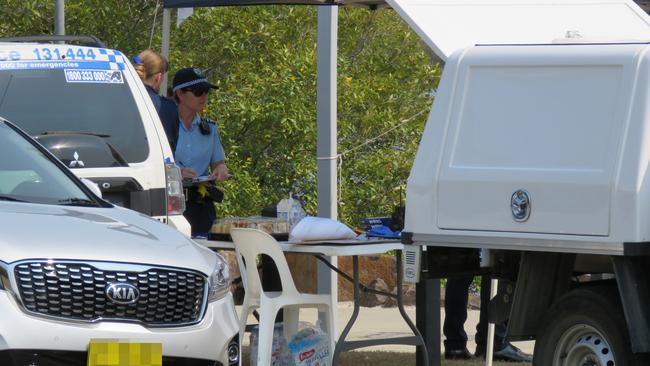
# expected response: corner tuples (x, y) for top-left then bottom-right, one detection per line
(336, 8), (440, 225)
(1, 2), (440, 227)
(0, 1), (53, 36)
(171, 6), (440, 226)
(0, 0), (160, 55)
(171, 6), (322, 219)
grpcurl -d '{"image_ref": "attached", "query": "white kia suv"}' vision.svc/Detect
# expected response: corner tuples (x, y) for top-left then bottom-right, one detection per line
(0, 118), (239, 366)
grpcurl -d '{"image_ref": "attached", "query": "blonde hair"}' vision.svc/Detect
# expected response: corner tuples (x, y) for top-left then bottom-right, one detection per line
(133, 49), (168, 83)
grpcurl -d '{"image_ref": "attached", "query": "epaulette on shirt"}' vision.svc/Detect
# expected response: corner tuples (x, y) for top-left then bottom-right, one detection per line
(200, 117), (216, 125)
(199, 117), (215, 136)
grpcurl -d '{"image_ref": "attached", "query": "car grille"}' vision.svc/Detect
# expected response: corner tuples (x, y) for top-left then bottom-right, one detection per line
(13, 261), (207, 327)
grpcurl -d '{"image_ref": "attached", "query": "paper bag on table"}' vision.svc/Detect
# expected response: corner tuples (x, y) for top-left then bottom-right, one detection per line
(290, 216), (357, 241)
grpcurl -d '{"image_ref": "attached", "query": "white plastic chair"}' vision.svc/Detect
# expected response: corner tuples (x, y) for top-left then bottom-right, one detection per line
(230, 228), (335, 365)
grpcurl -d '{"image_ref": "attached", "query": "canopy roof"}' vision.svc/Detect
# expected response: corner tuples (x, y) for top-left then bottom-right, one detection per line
(165, 0), (650, 61)
(165, 0), (650, 12)
(388, 0), (650, 61)
(163, 0), (388, 9)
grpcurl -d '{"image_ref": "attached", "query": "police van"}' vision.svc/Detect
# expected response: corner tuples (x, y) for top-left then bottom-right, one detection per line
(0, 35), (190, 235)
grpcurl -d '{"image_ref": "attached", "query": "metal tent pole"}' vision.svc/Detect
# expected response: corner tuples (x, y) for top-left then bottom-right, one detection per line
(483, 249), (496, 366)
(316, 4), (339, 330)
(161, 9), (172, 96)
(485, 278), (498, 366)
(55, 0), (65, 36)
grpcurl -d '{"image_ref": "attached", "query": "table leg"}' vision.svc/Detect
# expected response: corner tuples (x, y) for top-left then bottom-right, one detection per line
(332, 255), (360, 365)
(332, 252), (431, 364)
(416, 278), (441, 366)
(396, 251), (429, 366)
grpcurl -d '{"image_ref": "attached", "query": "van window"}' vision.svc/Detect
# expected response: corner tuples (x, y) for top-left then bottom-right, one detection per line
(0, 69), (149, 164)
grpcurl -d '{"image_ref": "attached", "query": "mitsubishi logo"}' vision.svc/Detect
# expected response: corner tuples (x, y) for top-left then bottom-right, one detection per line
(105, 283), (140, 305)
(69, 151), (85, 168)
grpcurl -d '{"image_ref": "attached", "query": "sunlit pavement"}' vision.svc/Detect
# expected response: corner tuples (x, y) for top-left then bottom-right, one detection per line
(237, 302), (535, 355)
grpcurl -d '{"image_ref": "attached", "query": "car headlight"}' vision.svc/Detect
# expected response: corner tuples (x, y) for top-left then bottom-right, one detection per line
(0, 263), (8, 290)
(208, 253), (231, 302)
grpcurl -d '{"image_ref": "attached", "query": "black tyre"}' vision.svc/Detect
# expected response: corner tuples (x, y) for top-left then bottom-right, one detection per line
(534, 285), (647, 366)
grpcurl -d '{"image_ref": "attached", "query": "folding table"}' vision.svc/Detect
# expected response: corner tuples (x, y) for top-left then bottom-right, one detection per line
(196, 238), (429, 364)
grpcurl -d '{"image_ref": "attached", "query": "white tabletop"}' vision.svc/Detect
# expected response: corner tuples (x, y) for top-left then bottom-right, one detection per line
(194, 238), (404, 256)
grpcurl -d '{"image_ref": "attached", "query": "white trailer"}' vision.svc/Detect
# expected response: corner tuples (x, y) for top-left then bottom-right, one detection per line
(396, 0), (650, 364)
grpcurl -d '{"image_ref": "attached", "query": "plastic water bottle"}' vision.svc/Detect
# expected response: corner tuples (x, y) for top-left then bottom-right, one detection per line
(277, 194), (290, 222)
(288, 197), (306, 228)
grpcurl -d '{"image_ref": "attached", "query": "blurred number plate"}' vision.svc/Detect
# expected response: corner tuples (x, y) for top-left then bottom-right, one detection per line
(87, 339), (162, 366)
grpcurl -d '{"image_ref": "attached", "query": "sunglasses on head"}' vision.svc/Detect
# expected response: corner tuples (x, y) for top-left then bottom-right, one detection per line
(184, 87), (210, 97)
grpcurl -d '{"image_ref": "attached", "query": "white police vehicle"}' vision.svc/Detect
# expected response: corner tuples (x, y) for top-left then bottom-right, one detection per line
(0, 117), (239, 365)
(0, 35), (190, 236)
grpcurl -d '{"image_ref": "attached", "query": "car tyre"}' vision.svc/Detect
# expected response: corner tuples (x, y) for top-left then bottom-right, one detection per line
(534, 285), (649, 366)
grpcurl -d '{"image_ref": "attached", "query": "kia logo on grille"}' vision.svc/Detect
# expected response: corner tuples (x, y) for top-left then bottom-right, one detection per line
(106, 283), (140, 305)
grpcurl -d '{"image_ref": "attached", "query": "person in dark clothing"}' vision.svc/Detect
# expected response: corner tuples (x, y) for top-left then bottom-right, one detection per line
(133, 49), (178, 131)
(444, 275), (532, 362)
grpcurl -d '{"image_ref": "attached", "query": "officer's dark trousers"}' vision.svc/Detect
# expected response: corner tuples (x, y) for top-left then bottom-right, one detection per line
(184, 189), (216, 236)
(443, 276), (507, 352)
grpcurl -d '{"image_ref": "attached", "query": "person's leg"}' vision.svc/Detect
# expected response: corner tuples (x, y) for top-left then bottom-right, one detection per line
(476, 276), (508, 352)
(475, 276), (532, 362)
(443, 276), (473, 359)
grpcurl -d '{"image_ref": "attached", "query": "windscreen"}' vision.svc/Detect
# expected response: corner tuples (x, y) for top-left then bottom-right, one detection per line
(0, 122), (95, 206)
(0, 68), (149, 163)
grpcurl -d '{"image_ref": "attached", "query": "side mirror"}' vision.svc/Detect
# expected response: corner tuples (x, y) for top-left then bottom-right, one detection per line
(81, 178), (102, 198)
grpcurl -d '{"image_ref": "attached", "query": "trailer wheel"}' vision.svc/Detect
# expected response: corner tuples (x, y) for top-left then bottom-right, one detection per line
(533, 285), (643, 366)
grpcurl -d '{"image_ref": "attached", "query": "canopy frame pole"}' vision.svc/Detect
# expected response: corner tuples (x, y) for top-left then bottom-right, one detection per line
(55, 0), (65, 36)
(316, 4), (339, 328)
(161, 9), (172, 95)
(316, 8), (338, 220)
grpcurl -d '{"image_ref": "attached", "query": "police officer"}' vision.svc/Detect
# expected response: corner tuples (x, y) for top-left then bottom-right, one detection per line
(168, 67), (230, 238)
(133, 50), (178, 133)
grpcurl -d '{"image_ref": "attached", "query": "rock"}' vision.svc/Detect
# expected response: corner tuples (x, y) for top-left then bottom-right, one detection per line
(382, 287), (397, 308)
(338, 255), (396, 302)
(360, 278), (389, 307)
(402, 283), (417, 306)
(468, 292), (481, 310)
(381, 283), (416, 308)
